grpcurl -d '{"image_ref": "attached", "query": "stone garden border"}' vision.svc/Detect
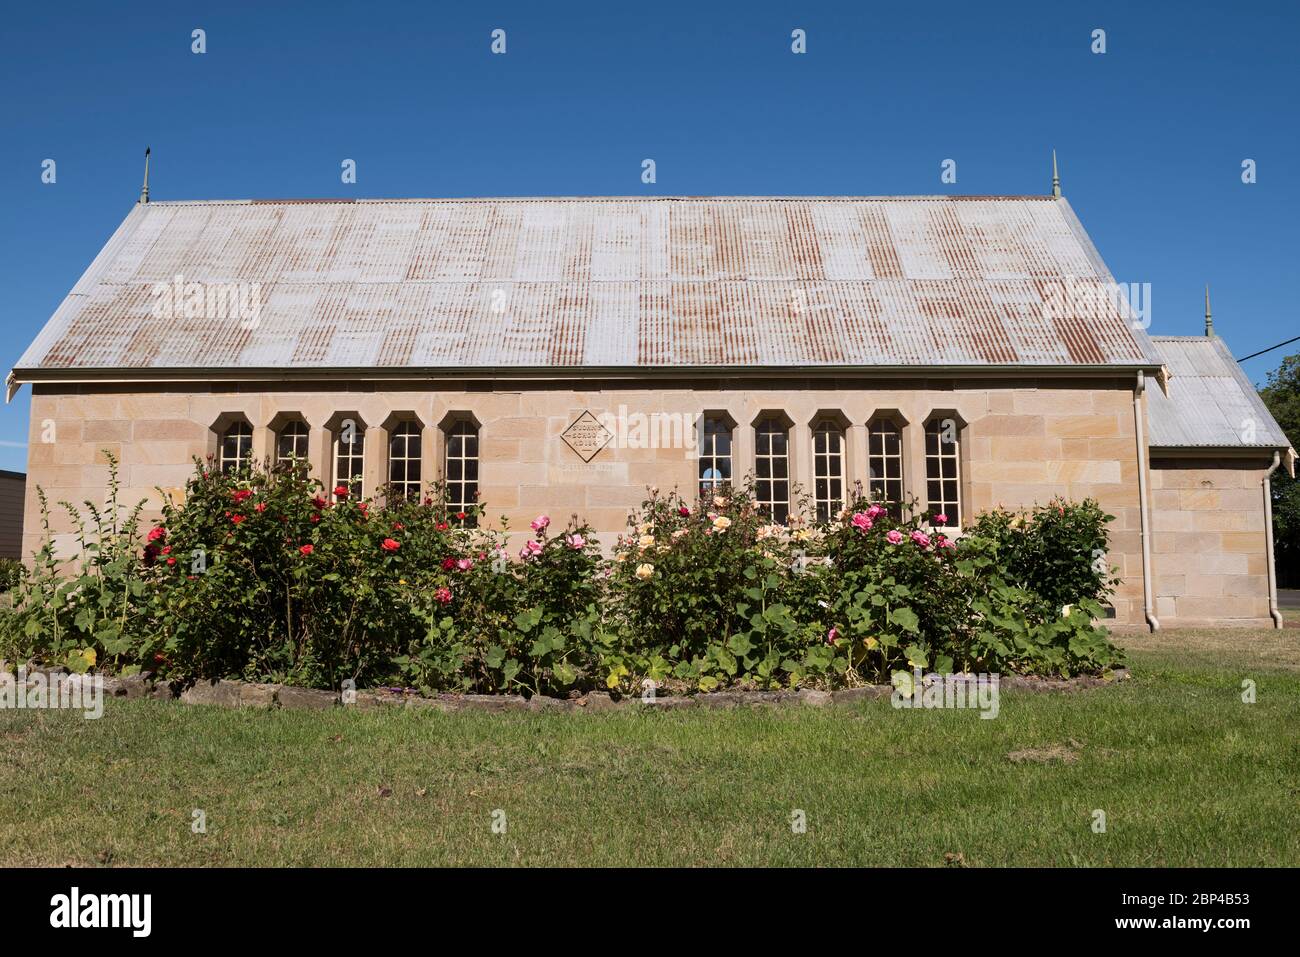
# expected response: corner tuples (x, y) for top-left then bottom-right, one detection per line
(4, 664), (1130, 714)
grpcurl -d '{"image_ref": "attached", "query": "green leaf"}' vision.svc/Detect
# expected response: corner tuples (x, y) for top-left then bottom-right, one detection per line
(890, 607), (920, 633)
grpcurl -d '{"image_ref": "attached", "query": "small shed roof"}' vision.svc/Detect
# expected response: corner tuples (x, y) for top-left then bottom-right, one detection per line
(12, 195), (1163, 379)
(1147, 335), (1292, 452)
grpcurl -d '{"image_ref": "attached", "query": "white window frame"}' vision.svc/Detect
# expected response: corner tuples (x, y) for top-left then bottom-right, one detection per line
(867, 416), (905, 518)
(754, 417), (790, 524)
(219, 421), (253, 474)
(924, 416), (962, 528)
(444, 420), (479, 526)
(387, 421), (422, 501)
(698, 416), (733, 497)
(811, 419), (846, 522)
(275, 420), (309, 466)
(332, 426), (365, 499)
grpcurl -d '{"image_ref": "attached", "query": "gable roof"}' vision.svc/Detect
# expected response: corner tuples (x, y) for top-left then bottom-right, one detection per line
(11, 195), (1164, 381)
(1147, 335), (1292, 451)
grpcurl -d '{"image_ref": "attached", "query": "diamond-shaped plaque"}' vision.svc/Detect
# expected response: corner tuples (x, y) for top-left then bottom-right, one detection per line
(561, 411), (613, 463)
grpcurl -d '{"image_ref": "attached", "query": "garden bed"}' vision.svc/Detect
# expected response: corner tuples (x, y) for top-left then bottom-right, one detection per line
(7, 665), (1131, 714)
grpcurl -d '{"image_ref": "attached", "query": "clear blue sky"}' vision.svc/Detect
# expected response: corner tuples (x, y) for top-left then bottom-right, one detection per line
(2, 0), (1296, 472)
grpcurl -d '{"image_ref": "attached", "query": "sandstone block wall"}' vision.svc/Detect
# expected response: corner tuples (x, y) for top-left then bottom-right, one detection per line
(26, 375), (1151, 622)
(1149, 457), (1275, 626)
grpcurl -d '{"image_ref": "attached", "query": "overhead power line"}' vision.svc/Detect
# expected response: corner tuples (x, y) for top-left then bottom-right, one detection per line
(1236, 335), (1300, 363)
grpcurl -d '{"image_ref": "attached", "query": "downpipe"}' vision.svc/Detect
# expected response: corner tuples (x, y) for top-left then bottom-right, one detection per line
(1264, 451), (1283, 629)
(1134, 372), (1159, 631)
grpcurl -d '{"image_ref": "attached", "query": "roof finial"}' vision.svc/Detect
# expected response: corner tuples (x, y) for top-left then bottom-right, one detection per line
(1204, 284), (1214, 337)
(139, 147), (151, 204)
(1051, 150), (1061, 197)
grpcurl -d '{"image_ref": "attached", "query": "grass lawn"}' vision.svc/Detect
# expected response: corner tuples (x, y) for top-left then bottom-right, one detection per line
(2, 628), (1297, 867)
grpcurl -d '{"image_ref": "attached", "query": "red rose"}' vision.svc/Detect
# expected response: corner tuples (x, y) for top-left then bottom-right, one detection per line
(441, 557), (456, 570)
(456, 512), (467, 521)
(299, 544), (314, 556)
(435, 587), (452, 605)
(392, 522), (404, 531)
(436, 522), (449, 532)
(254, 502), (267, 513)
(311, 495), (328, 508)
(381, 538), (400, 551)
(334, 485), (349, 498)
(231, 514), (246, 524)
(147, 526), (166, 543)
(232, 489), (253, 503)
(678, 506), (690, 517)
(310, 513), (321, 523)
(166, 557), (176, 566)
(161, 545), (171, 555)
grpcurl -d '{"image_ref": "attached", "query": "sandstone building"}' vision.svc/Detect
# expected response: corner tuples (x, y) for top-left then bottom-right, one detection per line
(8, 193), (1295, 629)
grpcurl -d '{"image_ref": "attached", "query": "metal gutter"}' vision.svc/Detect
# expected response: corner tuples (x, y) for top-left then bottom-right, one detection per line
(7, 362), (1166, 391)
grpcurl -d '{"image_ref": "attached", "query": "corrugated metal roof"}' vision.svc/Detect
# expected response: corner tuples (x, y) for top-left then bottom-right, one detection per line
(1147, 336), (1291, 449)
(13, 196), (1164, 375)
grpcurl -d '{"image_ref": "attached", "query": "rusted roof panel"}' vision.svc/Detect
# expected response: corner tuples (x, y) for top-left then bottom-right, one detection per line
(14, 196), (1163, 374)
(1147, 336), (1291, 449)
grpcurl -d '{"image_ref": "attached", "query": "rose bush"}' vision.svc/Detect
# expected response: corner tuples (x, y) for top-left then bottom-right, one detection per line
(0, 457), (1124, 694)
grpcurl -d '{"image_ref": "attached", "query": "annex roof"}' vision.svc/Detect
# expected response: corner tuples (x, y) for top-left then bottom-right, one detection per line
(1147, 335), (1292, 452)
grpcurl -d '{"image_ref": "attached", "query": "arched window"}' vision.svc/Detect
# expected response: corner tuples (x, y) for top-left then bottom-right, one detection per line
(698, 416), (733, 497)
(332, 422), (364, 499)
(868, 416), (905, 519)
(387, 421), (422, 500)
(811, 419), (846, 522)
(444, 420), (479, 526)
(219, 421), (253, 474)
(275, 420), (309, 466)
(754, 417), (790, 524)
(924, 415), (961, 528)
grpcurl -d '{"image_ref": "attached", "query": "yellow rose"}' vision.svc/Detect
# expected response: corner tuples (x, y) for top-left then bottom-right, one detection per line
(635, 563), (654, 580)
(712, 516), (732, 531)
(639, 534), (655, 549)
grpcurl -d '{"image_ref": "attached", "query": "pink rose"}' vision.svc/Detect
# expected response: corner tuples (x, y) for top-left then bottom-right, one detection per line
(910, 530), (930, 548)
(435, 587), (452, 605)
(933, 513), (949, 525)
(851, 512), (873, 531)
(530, 515), (550, 532)
(566, 533), (586, 550)
(456, 558), (473, 571)
(520, 539), (544, 559)
(678, 506), (690, 517)
(867, 504), (885, 520)
(886, 530), (904, 545)
(826, 627), (839, 645)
